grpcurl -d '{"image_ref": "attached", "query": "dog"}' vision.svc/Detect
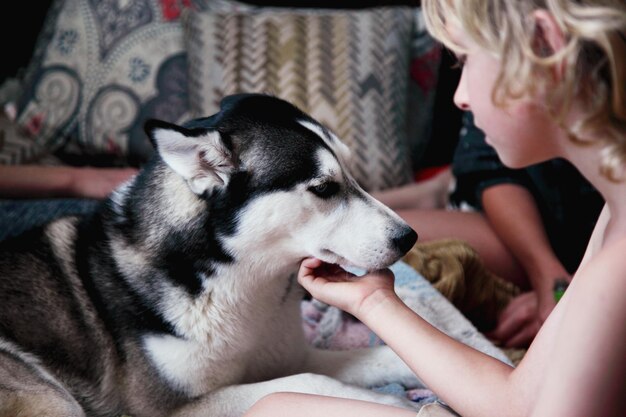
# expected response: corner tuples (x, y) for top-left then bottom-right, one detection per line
(0, 94), (421, 417)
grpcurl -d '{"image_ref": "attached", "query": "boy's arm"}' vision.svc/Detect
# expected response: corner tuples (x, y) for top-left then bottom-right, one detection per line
(482, 183), (569, 346)
(360, 293), (527, 417)
(0, 165), (138, 199)
(530, 239), (626, 417)
(0, 165), (76, 198)
(298, 260), (532, 417)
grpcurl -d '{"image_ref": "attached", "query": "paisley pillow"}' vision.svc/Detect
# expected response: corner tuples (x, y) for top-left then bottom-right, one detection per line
(15, 0), (203, 165)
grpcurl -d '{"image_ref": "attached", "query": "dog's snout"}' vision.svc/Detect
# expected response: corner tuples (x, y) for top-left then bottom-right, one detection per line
(392, 228), (418, 255)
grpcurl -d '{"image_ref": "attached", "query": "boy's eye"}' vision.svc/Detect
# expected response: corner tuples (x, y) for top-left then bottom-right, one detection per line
(308, 181), (340, 199)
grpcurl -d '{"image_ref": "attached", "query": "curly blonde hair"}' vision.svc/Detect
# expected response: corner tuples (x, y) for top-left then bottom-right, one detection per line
(423, 0), (626, 180)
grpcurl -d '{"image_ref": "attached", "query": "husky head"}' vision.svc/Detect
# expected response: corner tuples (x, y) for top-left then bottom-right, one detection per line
(141, 94), (416, 274)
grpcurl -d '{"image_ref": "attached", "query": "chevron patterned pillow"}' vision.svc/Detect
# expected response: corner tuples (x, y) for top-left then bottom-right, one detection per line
(182, 7), (415, 191)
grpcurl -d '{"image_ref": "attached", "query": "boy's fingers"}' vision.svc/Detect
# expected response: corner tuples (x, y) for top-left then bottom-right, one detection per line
(488, 310), (530, 341)
(504, 322), (539, 348)
(301, 257), (323, 269)
(493, 292), (536, 333)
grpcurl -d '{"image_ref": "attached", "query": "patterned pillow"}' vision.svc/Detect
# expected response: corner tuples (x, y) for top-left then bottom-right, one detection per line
(182, 7), (415, 191)
(0, 112), (48, 165)
(203, 0), (442, 172)
(14, 0), (204, 166)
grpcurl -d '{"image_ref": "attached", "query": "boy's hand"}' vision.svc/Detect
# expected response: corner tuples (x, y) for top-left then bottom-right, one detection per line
(487, 291), (543, 348)
(297, 258), (399, 319)
(488, 275), (570, 348)
(487, 288), (557, 348)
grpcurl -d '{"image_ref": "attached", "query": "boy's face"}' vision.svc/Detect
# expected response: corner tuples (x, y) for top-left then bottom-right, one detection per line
(450, 26), (562, 169)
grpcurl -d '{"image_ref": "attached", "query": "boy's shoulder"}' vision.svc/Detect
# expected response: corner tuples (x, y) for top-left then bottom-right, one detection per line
(585, 236), (626, 280)
(574, 235), (626, 313)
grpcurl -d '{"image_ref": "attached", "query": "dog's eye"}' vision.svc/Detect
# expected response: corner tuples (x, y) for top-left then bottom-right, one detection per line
(308, 182), (340, 199)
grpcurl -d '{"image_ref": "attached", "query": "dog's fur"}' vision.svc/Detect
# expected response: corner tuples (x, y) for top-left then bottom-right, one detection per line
(0, 94), (420, 417)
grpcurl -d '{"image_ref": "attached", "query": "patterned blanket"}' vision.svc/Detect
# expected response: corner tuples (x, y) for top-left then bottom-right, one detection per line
(301, 261), (512, 407)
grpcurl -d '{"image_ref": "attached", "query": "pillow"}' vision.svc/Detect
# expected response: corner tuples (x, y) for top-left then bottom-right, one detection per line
(182, 7), (415, 191)
(0, 110), (48, 165)
(14, 0), (206, 166)
(203, 0), (442, 173)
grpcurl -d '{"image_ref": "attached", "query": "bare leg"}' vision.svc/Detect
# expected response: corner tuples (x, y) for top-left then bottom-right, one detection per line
(396, 208), (528, 289)
(244, 392), (417, 417)
(172, 373), (419, 416)
(372, 169), (453, 210)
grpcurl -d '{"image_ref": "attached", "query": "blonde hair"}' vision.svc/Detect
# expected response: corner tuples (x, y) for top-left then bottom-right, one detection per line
(423, 0), (626, 180)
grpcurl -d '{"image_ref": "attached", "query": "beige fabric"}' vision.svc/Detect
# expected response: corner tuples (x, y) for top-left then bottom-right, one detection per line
(403, 239), (521, 332)
(417, 403), (460, 417)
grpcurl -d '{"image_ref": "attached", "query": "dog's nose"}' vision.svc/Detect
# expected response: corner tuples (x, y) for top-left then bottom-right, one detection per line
(392, 228), (418, 254)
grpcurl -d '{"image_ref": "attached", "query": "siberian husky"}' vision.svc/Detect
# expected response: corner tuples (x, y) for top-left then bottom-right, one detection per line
(0, 94), (420, 417)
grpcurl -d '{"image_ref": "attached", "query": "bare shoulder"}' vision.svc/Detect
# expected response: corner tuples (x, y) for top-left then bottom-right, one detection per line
(570, 236), (626, 335)
(531, 237), (626, 416)
(579, 235), (626, 290)
(504, 235), (626, 416)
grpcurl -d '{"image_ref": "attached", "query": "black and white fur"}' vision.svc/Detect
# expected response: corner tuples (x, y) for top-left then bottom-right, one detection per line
(0, 94), (420, 417)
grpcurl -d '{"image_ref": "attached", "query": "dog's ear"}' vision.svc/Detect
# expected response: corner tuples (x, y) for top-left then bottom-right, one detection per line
(144, 119), (236, 195)
(331, 136), (353, 166)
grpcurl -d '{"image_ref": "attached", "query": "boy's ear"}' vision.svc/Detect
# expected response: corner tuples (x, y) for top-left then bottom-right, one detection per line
(532, 9), (567, 78)
(144, 119), (237, 195)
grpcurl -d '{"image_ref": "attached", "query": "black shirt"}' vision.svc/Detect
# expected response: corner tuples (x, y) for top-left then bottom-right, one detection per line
(450, 112), (605, 274)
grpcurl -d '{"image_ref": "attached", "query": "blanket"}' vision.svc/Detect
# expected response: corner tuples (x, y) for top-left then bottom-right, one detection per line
(301, 261), (512, 406)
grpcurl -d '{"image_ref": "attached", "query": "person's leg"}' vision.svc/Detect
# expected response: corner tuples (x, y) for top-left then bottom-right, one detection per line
(372, 169), (453, 211)
(244, 392), (417, 417)
(396, 208), (528, 289)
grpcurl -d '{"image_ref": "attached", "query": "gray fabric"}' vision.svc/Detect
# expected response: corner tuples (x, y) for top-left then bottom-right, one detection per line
(0, 198), (99, 241)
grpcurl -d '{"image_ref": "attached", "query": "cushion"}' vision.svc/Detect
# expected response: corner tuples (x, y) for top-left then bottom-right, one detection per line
(0, 110), (48, 165)
(204, 0), (442, 173)
(14, 0), (206, 166)
(182, 6), (415, 191)
(0, 79), (49, 165)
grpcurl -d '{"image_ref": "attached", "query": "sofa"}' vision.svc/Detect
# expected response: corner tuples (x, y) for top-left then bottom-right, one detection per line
(1, 0), (464, 191)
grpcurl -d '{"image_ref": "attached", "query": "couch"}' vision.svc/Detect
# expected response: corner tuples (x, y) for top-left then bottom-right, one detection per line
(1, 0), (463, 190)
